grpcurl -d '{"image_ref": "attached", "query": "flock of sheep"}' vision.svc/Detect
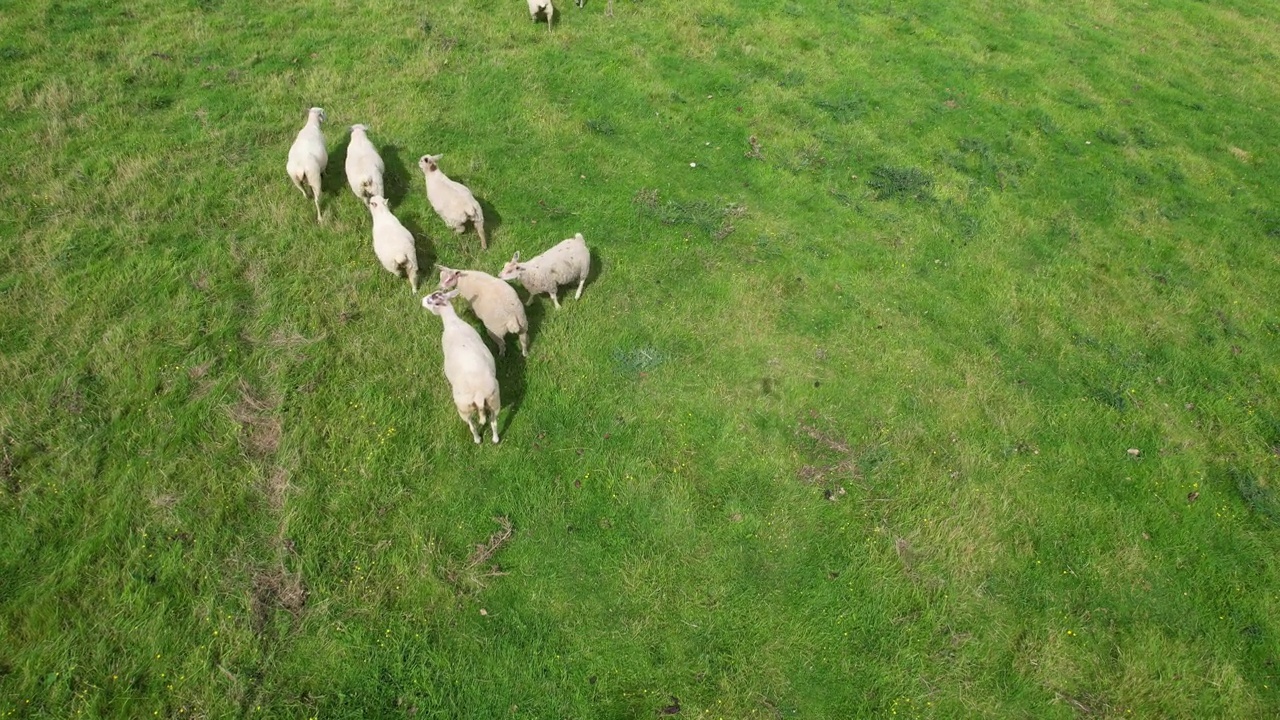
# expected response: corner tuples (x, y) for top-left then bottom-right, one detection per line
(285, 107), (592, 445)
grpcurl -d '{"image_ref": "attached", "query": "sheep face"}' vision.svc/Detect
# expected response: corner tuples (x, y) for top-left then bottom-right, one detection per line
(497, 252), (522, 281)
(437, 265), (463, 290)
(422, 289), (460, 315)
(309, 107), (326, 124)
(418, 154), (442, 174)
(368, 195), (388, 212)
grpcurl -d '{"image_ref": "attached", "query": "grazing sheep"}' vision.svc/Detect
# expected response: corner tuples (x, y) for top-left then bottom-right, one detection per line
(368, 195), (419, 292)
(497, 233), (591, 309)
(438, 265), (530, 357)
(418, 154), (488, 250)
(422, 290), (502, 444)
(344, 124), (385, 207)
(528, 0), (554, 31)
(286, 107), (328, 222)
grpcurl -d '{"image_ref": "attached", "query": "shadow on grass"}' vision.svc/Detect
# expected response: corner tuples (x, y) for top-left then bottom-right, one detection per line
(322, 133), (350, 197)
(476, 196), (503, 248)
(380, 144), (414, 208)
(496, 345), (527, 439)
(397, 213), (436, 292)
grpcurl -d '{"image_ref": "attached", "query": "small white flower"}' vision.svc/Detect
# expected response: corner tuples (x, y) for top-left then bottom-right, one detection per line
(690, 162), (697, 168)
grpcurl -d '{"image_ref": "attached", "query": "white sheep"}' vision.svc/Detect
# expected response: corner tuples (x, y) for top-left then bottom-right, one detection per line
(422, 290), (502, 444)
(286, 107), (328, 222)
(498, 233), (591, 309)
(437, 265), (530, 357)
(368, 195), (419, 292)
(528, 0), (555, 31)
(344, 124), (385, 207)
(418, 154), (488, 249)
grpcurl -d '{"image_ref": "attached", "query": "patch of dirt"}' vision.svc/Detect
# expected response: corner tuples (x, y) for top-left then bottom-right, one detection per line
(251, 566), (307, 633)
(445, 516), (514, 593)
(261, 467), (291, 513)
(795, 412), (864, 497)
(228, 379), (281, 457)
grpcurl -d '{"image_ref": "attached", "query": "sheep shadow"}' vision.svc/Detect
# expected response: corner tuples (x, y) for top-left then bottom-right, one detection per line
(584, 245), (605, 293)
(322, 134), (350, 197)
(380, 144), (415, 208)
(520, 297), (549, 354)
(476, 196), (503, 247)
(397, 213), (437, 290)
(495, 344), (528, 438)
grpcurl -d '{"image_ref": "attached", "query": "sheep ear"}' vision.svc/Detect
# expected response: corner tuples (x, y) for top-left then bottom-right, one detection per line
(575, 232), (584, 241)
(512, 251), (520, 262)
(443, 289), (460, 300)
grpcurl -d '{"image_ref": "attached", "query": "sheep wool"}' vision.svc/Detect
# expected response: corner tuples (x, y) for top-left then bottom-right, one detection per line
(422, 290), (502, 444)
(498, 233), (591, 309)
(368, 195), (419, 293)
(528, 0), (555, 31)
(438, 266), (530, 357)
(286, 107), (328, 222)
(344, 124), (385, 207)
(418, 154), (488, 249)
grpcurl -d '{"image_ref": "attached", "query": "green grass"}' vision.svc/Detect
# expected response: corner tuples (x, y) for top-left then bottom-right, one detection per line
(2, 0), (1280, 716)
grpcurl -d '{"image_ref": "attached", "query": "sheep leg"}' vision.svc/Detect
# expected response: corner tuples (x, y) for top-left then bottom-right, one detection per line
(308, 174), (323, 222)
(474, 217), (488, 250)
(547, 2), (554, 31)
(607, 0), (613, 17)
(461, 410), (482, 444)
(575, 276), (586, 300)
(518, 331), (529, 357)
(289, 174), (307, 196)
(524, 293), (536, 307)
(486, 394), (501, 444)
(550, 290), (561, 309)
(488, 329), (507, 356)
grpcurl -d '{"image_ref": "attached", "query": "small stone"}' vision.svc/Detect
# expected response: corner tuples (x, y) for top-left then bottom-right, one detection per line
(690, 162), (697, 168)
(479, 608), (488, 616)
(1127, 448), (1141, 457)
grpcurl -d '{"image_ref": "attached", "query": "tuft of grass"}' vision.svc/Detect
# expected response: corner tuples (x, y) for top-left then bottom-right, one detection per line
(867, 165), (934, 201)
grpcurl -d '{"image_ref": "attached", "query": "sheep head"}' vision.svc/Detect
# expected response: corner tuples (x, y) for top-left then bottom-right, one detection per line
(367, 195), (389, 213)
(309, 107), (326, 124)
(418, 154), (443, 174)
(436, 265), (463, 290)
(350, 123), (369, 135)
(421, 289), (460, 315)
(497, 252), (522, 281)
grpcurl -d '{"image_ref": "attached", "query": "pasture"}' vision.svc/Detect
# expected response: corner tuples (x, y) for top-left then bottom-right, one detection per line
(2, 0), (1280, 716)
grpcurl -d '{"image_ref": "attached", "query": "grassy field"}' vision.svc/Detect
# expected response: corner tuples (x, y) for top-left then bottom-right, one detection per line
(3, 0), (1280, 716)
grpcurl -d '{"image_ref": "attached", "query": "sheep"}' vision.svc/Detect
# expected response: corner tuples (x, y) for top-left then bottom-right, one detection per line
(418, 154), (488, 250)
(528, 0), (554, 31)
(574, 0), (613, 16)
(422, 290), (502, 444)
(437, 265), (530, 357)
(344, 124), (385, 207)
(497, 233), (591, 309)
(368, 195), (419, 292)
(286, 107), (328, 222)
